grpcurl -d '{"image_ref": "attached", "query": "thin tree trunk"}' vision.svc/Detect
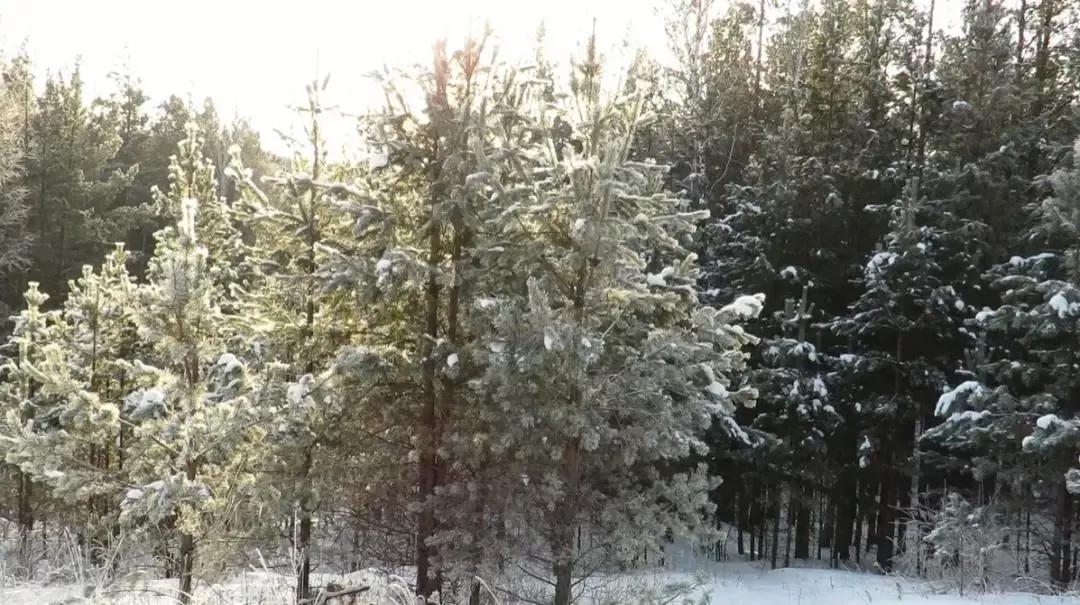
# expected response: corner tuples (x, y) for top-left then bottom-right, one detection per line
(416, 44), (449, 600)
(553, 439), (581, 605)
(876, 472), (896, 572)
(296, 452), (313, 603)
(737, 491), (745, 556)
(784, 484), (794, 567)
(771, 485), (781, 569)
(833, 475), (855, 564)
(854, 479), (864, 565)
(751, 496), (760, 561)
(294, 81), (324, 605)
(794, 485), (811, 560)
(817, 490), (827, 560)
(758, 492), (767, 561)
(17, 471), (33, 570)
(178, 461), (197, 605)
(1054, 478), (1074, 585)
(896, 479), (910, 559)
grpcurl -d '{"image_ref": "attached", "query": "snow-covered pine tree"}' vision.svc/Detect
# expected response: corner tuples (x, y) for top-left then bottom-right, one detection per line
(445, 37), (762, 603)
(316, 35), (506, 599)
(750, 287), (841, 565)
(829, 179), (969, 571)
(932, 137), (1080, 586)
(150, 121), (252, 300)
(117, 124), (264, 603)
(0, 282), (60, 570)
(228, 78), (359, 601)
(0, 59), (30, 279)
(924, 491), (1002, 595)
(0, 244), (138, 575)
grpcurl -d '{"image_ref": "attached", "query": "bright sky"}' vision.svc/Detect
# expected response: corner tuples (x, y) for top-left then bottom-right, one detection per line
(0, 0), (666, 156)
(0, 0), (956, 157)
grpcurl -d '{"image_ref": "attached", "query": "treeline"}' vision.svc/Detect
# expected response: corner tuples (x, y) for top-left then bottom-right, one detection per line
(654, 0), (1080, 591)
(0, 0), (1079, 603)
(0, 57), (277, 317)
(0, 33), (761, 605)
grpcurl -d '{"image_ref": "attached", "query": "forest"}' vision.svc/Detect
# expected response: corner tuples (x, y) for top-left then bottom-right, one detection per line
(1, 0), (1080, 604)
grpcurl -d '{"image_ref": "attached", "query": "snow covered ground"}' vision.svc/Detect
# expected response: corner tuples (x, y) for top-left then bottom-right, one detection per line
(3, 561), (1078, 604)
(678, 563), (1078, 605)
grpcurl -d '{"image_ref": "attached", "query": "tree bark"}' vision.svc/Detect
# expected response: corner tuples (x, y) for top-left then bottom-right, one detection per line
(178, 460), (197, 605)
(737, 491), (745, 556)
(771, 485), (781, 569)
(553, 439), (581, 605)
(794, 484), (811, 560)
(416, 43), (450, 600)
(296, 454), (313, 604)
(832, 476), (855, 565)
(875, 472), (895, 572)
(294, 82), (323, 605)
(17, 470), (33, 569)
(1052, 477), (1073, 586)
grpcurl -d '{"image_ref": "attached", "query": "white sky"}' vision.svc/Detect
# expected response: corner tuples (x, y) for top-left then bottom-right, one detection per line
(0, 0), (956, 157)
(0, 0), (666, 156)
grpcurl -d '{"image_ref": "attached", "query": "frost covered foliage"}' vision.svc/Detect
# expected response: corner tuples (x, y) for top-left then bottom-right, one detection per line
(0, 246), (134, 566)
(226, 77), (364, 601)
(0, 63), (30, 275)
(921, 139), (1080, 586)
(0, 281), (60, 568)
(121, 132), (264, 602)
(152, 122), (252, 301)
(745, 287), (840, 532)
(314, 37), (761, 603)
(827, 179), (973, 569)
(0, 125), (264, 603)
(437, 45), (759, 602)
(924, 493), (1005, 595)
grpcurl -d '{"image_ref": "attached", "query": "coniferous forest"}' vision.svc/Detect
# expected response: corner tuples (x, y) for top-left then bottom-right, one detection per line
(2, 1), (1080, 603)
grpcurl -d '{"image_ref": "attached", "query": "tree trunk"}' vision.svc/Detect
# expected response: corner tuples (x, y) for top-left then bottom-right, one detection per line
(178, 461), (197, 605)
(1064, 490), (1074, 586)
(553, 439), (581, 605)
(1052, 477), (1073, 586)
(771, 486), (781, 569)
(293, 97), (323, 605)
(820, 493), (834, 551)
(737, 492), (745, 556)
(833, 476), (855, 564)
(17, 470), (33, 570)
(296, 510), (312, 603)
(896, 470), (911, 559)
(853, 479), (865, 565)
(1025, 498), (1031, 575)
(784, 485), (794, 567)
(794, 485), (811, 560)
(758, 494), (767, 561)
(178, 531), (194, 604)
(818, 491), (828, 560)
(876, 472), (895, 573)
(416, 45), (449, 599)
(749, 497), (757, 561)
